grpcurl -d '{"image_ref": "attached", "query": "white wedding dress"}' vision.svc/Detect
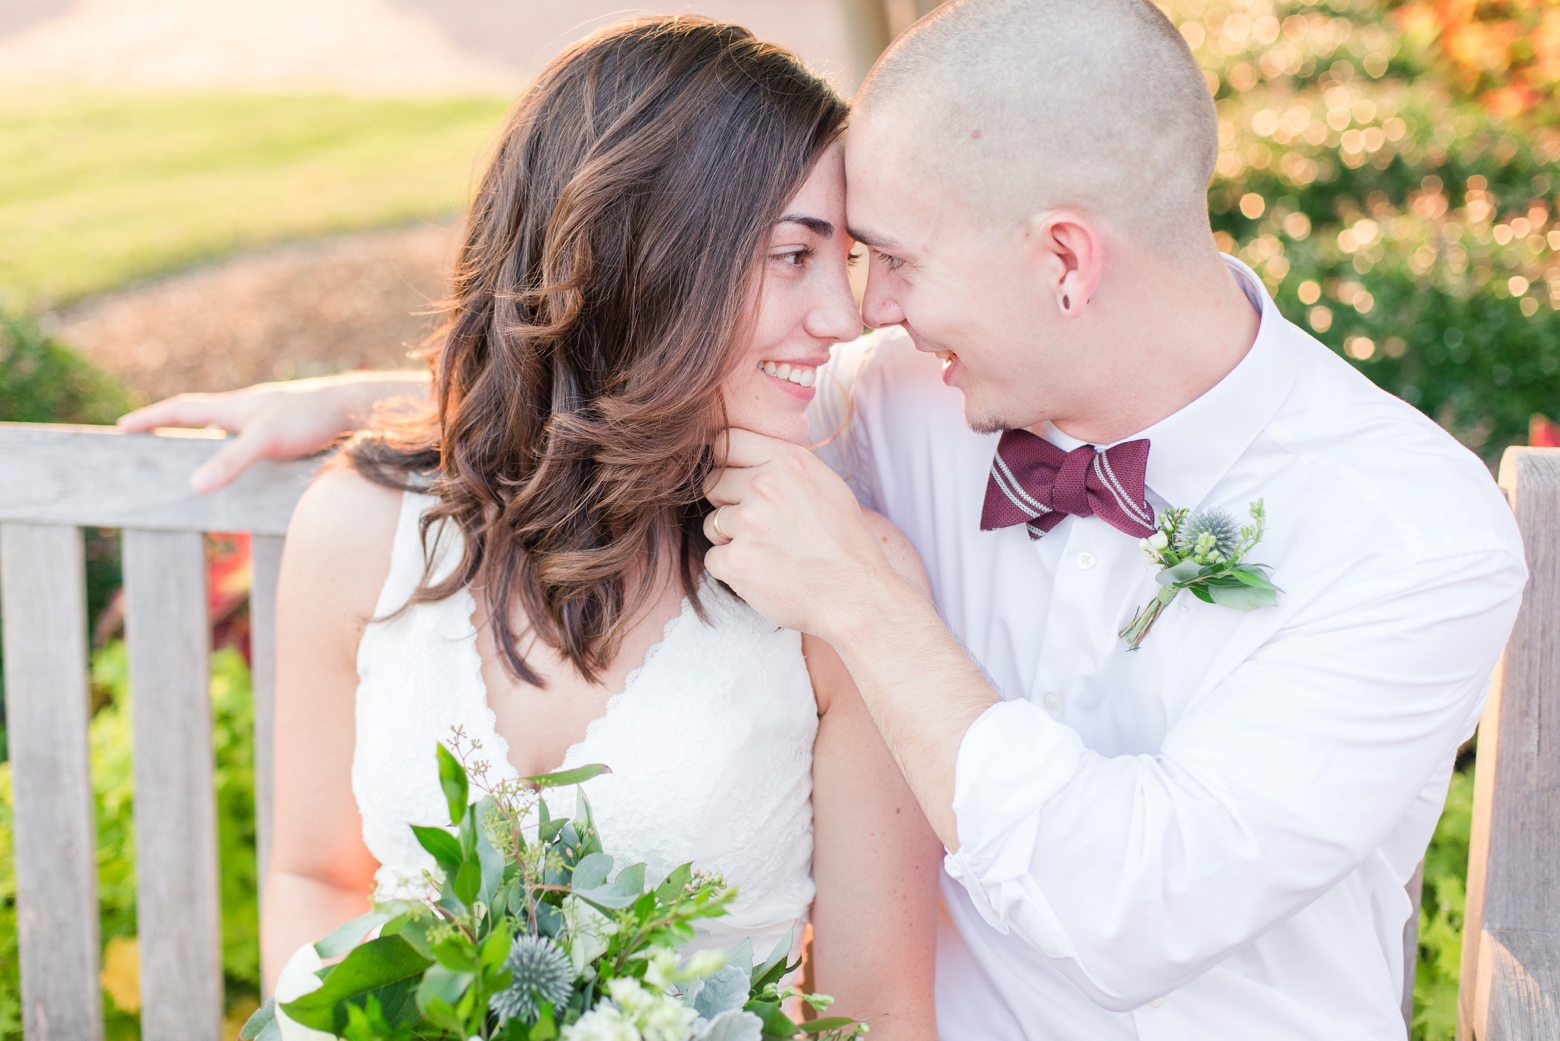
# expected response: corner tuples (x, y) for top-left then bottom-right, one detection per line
(277, 490), (819, 1036)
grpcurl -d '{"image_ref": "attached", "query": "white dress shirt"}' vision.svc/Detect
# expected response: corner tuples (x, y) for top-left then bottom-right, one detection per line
(809, 257), (1526, 1040)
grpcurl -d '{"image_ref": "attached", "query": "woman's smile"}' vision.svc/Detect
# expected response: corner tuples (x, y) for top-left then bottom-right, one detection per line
(759, 357), (827, 399)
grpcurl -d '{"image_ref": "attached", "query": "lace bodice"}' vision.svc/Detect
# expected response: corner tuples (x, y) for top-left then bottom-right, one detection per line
(352, 491), (819, 961)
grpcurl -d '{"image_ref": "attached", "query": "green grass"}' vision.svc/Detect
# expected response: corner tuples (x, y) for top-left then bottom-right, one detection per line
(0, 89), (511, 309)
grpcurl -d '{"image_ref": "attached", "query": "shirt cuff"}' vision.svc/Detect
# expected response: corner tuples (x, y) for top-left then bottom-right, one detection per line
(944, 698), (1086, 958)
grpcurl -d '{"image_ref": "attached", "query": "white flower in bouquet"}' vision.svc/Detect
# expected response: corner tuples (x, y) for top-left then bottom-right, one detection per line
(558, 978), (699, 1041)
(560, 1004), (640, 1041)
(370, 864), (443, 906)
(562, 893), (619, 979)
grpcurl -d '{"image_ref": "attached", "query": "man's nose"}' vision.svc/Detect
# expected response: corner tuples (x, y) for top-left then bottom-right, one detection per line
(860, 264), (905, 330)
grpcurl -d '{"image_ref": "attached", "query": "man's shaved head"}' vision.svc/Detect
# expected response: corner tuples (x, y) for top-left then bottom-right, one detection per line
(855, 0), (1218, 256)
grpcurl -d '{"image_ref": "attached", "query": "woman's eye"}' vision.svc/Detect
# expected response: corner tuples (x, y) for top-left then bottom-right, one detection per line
(847, 249), (863, 267)
(773, 247), (813, 268)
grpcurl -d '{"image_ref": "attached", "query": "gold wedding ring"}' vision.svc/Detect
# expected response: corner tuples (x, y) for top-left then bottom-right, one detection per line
(710, 505), (733, 543)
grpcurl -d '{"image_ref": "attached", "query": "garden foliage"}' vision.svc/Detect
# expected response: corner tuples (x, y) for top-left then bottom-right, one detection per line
(0, 309), (131, 425)
(1186, 0), (1560, 464)
(0, 643), (261, 1039)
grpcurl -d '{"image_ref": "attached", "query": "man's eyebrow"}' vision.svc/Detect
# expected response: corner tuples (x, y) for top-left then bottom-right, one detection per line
(846, 226), (899, 250)
(778, 214), (833, 236)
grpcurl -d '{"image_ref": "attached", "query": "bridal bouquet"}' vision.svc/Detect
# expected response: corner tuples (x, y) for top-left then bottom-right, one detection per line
(243, 734), (863, 1041)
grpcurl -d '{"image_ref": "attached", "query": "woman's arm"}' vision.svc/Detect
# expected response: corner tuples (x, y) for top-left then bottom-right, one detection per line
(804, 510), (941, 1041)
(117, 370), (431, 492)
(262, 465), (403, 991)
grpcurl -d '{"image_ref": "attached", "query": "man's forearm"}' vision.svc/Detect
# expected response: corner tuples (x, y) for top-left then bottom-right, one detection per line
(825, 575), (1000, 851)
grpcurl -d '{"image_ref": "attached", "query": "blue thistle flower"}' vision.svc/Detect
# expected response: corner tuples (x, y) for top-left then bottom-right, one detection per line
(1174, 508), (1241, 562)
(491, 934), (574, 1024)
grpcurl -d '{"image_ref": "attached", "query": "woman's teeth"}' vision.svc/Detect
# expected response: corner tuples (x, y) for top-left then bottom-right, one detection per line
(761, 360), (816, 387)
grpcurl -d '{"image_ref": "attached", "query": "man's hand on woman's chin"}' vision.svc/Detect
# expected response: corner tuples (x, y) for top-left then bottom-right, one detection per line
(702, 427), (908, 641)
(116, 369), (431, 492)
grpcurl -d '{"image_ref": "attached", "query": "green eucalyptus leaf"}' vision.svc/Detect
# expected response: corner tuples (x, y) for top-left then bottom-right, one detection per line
(655, 863), (693, 904)
(313, 910), (391, 959)
(453, 859), (482, 907)
(1228, 567), (1278, 590)
(800, 1018), (859, 1034)
(436, 744), (469, 828)
(1207, 581), (1277, 610)
(1156, 558), (1202, 586)
(480, 920), (513, 971)
(535, 900), (564, 937)
(614, 862), (646, 896)
(280, 936), (432, 1032)
(538, 819), (568, 844)
(461, 804), (478, 860)
(239, 998), (278, 1040)
(476, 798), (506, 907)
(525, 763), (612, 788)
(754, 929), (793, 984)
(1189, 584), (1215, 604)
(573, 852), (614, 891)
(572, 884), (638, 911)
(416, 985), (467, 1034)
(410, 824), (463, 870)
(744, 999), (799, 1039)
(531, 1005), (559, 1041)
(432, 934), (481, 974)
(391, 915), (434, 959)
(575, 786), (603, 856)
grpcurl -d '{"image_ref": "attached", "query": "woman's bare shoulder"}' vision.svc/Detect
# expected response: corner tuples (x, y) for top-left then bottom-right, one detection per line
(281, 463), (405, 622)
(860, 508), (931, 598)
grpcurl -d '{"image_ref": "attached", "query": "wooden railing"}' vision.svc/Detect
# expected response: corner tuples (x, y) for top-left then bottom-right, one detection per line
(0, 423), (314, 1041)
(0, 423), (1554, 1039)
(1458, 449), (1560, 1039)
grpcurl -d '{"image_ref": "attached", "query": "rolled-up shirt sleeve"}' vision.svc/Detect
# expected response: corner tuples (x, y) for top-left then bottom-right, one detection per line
(943, 549), (1525, 1011)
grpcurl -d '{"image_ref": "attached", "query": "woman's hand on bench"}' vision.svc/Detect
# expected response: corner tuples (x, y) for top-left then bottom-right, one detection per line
(117, 369), (432, 491)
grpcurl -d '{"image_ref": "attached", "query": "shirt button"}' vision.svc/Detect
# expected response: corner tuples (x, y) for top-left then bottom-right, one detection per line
(1147, 998), (1164, 1009)
(1043, 691), (1062, 713)
(1076, 551), (1097, 570)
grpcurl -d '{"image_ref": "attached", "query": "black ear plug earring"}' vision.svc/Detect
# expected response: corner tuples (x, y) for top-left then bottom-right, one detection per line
(1062, 294), (1071, 310)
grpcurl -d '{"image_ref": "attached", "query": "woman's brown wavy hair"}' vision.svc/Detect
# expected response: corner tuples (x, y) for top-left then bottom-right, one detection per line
(348, 17), (849, 686)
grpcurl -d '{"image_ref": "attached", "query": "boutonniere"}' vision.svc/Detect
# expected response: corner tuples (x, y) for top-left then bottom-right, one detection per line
(1119, 499), (1279, 650)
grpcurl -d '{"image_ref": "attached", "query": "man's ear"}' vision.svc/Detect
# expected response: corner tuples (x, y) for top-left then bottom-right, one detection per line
(1025, 210), (1103, 318)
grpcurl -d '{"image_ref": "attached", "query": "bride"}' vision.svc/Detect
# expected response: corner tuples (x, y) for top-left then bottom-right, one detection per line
(263, 15), (939, 1038)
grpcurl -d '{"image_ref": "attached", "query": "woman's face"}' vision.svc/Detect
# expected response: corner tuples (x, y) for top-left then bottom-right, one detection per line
(722, 142), (861, 445)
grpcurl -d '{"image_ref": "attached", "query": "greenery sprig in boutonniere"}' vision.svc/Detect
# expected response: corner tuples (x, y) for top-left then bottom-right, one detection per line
(1119, 499), (1279, 650)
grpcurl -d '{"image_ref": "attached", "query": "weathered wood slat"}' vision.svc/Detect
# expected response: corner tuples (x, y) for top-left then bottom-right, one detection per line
(124, 529), (224, 1041)
(1404, 859), (1424, 1030)
(251, 533), (284, 909)
(1461, 448), (1560, 1039)
(0, 422), (316, 534)
(1477, 928), (1560, 1040)
(0, 523), (104, 1041)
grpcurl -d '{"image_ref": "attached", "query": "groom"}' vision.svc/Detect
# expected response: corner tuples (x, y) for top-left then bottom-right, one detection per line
(699, 1), (1526, 1038)
(122, 0), (1526, 1036)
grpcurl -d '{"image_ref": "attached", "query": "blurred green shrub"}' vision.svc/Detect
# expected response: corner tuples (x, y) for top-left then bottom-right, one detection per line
(1182, 0), (1560, 464)
(1174, 2), (1545, 1034)
(0, 642), (259, 1039)
(0, 309), (132, 424)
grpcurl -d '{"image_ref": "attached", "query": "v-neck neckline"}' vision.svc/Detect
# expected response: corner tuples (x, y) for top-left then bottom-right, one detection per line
(459, 579), (704, 785)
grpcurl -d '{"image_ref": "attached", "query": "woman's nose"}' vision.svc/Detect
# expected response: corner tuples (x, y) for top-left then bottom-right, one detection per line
(807, 268), (866, 344)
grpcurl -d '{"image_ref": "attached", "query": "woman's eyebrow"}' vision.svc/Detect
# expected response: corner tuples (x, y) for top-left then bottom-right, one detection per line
(778, 214), (833, 236)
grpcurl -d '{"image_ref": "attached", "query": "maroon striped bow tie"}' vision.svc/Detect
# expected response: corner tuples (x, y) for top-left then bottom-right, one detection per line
(981, 430), (1156, 540)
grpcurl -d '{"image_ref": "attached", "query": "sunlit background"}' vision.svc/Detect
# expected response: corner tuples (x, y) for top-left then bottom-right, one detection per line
(0, 1), (1556, 1038)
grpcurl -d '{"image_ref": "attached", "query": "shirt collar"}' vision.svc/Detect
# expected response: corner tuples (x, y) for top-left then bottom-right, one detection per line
(1042, 254), (1299, 513)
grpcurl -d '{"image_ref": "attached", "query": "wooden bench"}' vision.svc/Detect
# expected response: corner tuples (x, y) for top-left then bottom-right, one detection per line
(0, 422), (1554, 1039)
(0, 423), (314, 1041)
